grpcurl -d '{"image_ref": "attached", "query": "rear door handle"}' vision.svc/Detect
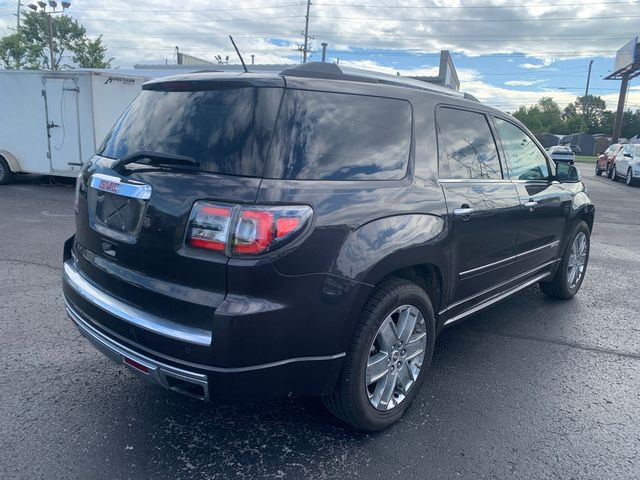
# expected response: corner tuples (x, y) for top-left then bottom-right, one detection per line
(524, 200), (538, 211)
(453, 207), (474, 219)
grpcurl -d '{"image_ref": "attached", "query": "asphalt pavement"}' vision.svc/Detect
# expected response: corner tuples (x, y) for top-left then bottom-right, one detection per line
(1, 166), (639, 479)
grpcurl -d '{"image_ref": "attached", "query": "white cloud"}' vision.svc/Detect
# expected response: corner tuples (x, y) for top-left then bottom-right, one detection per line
(504, 79), (548, 86)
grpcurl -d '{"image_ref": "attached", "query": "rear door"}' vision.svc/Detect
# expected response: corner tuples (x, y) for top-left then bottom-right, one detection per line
(44, 77), (82, 173)
(437, 106), (522, 315)
(492, 116), (570, 274)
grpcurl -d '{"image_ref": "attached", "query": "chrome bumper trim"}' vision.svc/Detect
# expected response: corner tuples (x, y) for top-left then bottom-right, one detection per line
(66, 298), (210, 401)
(63, 260), (212, 347)
(66, 296), (346, 374)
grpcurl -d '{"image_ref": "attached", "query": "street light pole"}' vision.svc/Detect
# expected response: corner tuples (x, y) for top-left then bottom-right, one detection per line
(28, 0), (71, 71)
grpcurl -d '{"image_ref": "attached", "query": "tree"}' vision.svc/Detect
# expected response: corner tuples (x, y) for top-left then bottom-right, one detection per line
(0, 33), (25, 69)
(0, 10), (111, 69)
(563, 95), (606, 134)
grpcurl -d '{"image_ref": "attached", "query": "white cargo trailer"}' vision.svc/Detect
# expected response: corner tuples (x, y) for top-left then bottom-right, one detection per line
(0, 69), (155, 183)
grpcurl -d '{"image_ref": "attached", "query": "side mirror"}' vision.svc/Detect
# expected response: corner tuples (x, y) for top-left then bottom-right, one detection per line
(555, 161), (580, 182)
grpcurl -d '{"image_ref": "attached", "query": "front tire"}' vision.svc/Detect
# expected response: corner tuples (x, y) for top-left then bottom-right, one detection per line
(595, 161), (602, 176)
(323, 278), (435, 431)
(0, 156), (13, 185)
(611, 164), (619, 181)
(539, 221), (590, 300)
(626, 168), (636, 186)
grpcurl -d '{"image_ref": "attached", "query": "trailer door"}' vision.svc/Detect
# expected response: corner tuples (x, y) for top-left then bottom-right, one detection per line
(44, 77), (82, 173)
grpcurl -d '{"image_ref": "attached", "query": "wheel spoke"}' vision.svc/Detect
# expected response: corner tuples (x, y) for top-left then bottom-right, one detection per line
(377, 318), (398, 351)
(366, 351), (390, 385)
(404, 334), (426, 361)
(377, 373), (398, 410)
(397, 307), (419, 344)
(396, 365), (414, 393)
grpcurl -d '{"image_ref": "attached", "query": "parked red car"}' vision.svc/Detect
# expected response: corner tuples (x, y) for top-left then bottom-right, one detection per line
(596, 144), (624, 177)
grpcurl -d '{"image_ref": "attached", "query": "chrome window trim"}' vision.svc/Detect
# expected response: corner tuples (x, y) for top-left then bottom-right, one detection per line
(438, 178), (513, 184)
(90, 173), (152, 200)
(63, 260), (212, 346)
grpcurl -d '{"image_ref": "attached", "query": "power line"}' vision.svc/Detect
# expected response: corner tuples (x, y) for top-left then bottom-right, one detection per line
(312, 14), (640, 22)
(313, 0), (637, 8)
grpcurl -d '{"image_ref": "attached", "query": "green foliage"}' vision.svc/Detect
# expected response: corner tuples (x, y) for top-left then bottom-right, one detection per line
(0, 10), (111, 69)
(514, 95), (640, 138)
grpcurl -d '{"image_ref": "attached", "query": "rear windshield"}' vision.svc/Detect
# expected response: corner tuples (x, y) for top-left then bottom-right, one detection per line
(98, 87), (282, 177)
(99, 86), (412, 180)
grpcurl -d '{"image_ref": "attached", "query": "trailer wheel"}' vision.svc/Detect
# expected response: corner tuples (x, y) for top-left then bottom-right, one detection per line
(0, 156), (14, 185)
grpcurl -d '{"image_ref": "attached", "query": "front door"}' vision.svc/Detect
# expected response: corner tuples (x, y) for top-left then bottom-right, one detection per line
(436, 106), (521, 317)
(44, 77), (82, 173)
(492, 117), (570, 274)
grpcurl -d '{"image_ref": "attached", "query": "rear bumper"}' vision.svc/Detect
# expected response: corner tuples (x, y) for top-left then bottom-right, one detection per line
(66, 298), (211, 401)
(62, 237), (355, 400)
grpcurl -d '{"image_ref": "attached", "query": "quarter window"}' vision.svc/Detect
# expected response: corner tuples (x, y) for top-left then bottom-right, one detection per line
(494, 118), (550, 181)
(436, 107), (502, 180)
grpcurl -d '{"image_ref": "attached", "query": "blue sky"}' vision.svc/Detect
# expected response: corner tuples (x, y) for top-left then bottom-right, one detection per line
(1, 0), (638, 111)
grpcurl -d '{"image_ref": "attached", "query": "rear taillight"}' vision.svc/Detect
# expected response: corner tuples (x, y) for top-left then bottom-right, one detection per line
(186, 202), (312, 256)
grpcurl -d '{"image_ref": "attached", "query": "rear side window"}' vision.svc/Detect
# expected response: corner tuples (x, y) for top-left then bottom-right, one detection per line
(494, 118), (550, 181)
(98, 87), (282, 176)
(436, 107), (502, 180)
(266, 90), (412, 180)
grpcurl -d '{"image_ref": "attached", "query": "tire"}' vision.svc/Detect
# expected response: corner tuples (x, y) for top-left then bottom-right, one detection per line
(595, 161), (602, 176)
(539, 221), (590, 300)
(606, 163), (613, 178)
(0, 156), (13, 185)
(611, 164), (619, 181)
(322, 278), (436, 431)
(626, 168), (636, 186)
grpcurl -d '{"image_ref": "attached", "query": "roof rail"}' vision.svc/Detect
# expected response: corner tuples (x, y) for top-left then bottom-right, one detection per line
(280, 62), (467, 99)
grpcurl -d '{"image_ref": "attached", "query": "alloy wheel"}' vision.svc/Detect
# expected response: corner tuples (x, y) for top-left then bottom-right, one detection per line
(567, 232), (587, 289)
(365, 304), (427, 411)
(627, 169), (633, 186)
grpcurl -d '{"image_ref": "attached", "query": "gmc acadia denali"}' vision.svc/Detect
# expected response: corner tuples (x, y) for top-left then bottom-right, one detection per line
(63, 63), (594, 431)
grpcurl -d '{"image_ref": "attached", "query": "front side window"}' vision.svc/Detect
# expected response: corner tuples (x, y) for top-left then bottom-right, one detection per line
(436, 107), (502, 180)
(494, 118), (550, 181)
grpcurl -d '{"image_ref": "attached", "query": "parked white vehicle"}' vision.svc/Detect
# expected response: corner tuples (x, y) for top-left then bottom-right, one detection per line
(0, 70), (155, 184)
(611, 143), (640, 186)
(547, 145), (576, 165)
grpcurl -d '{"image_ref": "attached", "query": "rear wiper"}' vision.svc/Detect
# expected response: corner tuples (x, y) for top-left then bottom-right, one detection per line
(112, 151), (200, 171)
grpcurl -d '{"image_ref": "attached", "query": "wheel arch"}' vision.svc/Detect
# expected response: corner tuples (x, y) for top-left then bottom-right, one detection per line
(0, 150), (20, 173)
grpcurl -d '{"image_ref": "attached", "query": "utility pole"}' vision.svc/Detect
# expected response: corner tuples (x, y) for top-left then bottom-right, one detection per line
(27, 1), (71, 71)
(16, 1), (22, 69)
(321, 42), (327, 62)
(299, 0), (313, 63)
(580, 59), (594, 134)
(611, 73), (629, 143)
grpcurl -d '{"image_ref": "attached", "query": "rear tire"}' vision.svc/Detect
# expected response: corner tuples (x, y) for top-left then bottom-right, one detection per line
(322, 278), (435, 431)
(539, 221), (590, 300)
(0, 156), (13, 185)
